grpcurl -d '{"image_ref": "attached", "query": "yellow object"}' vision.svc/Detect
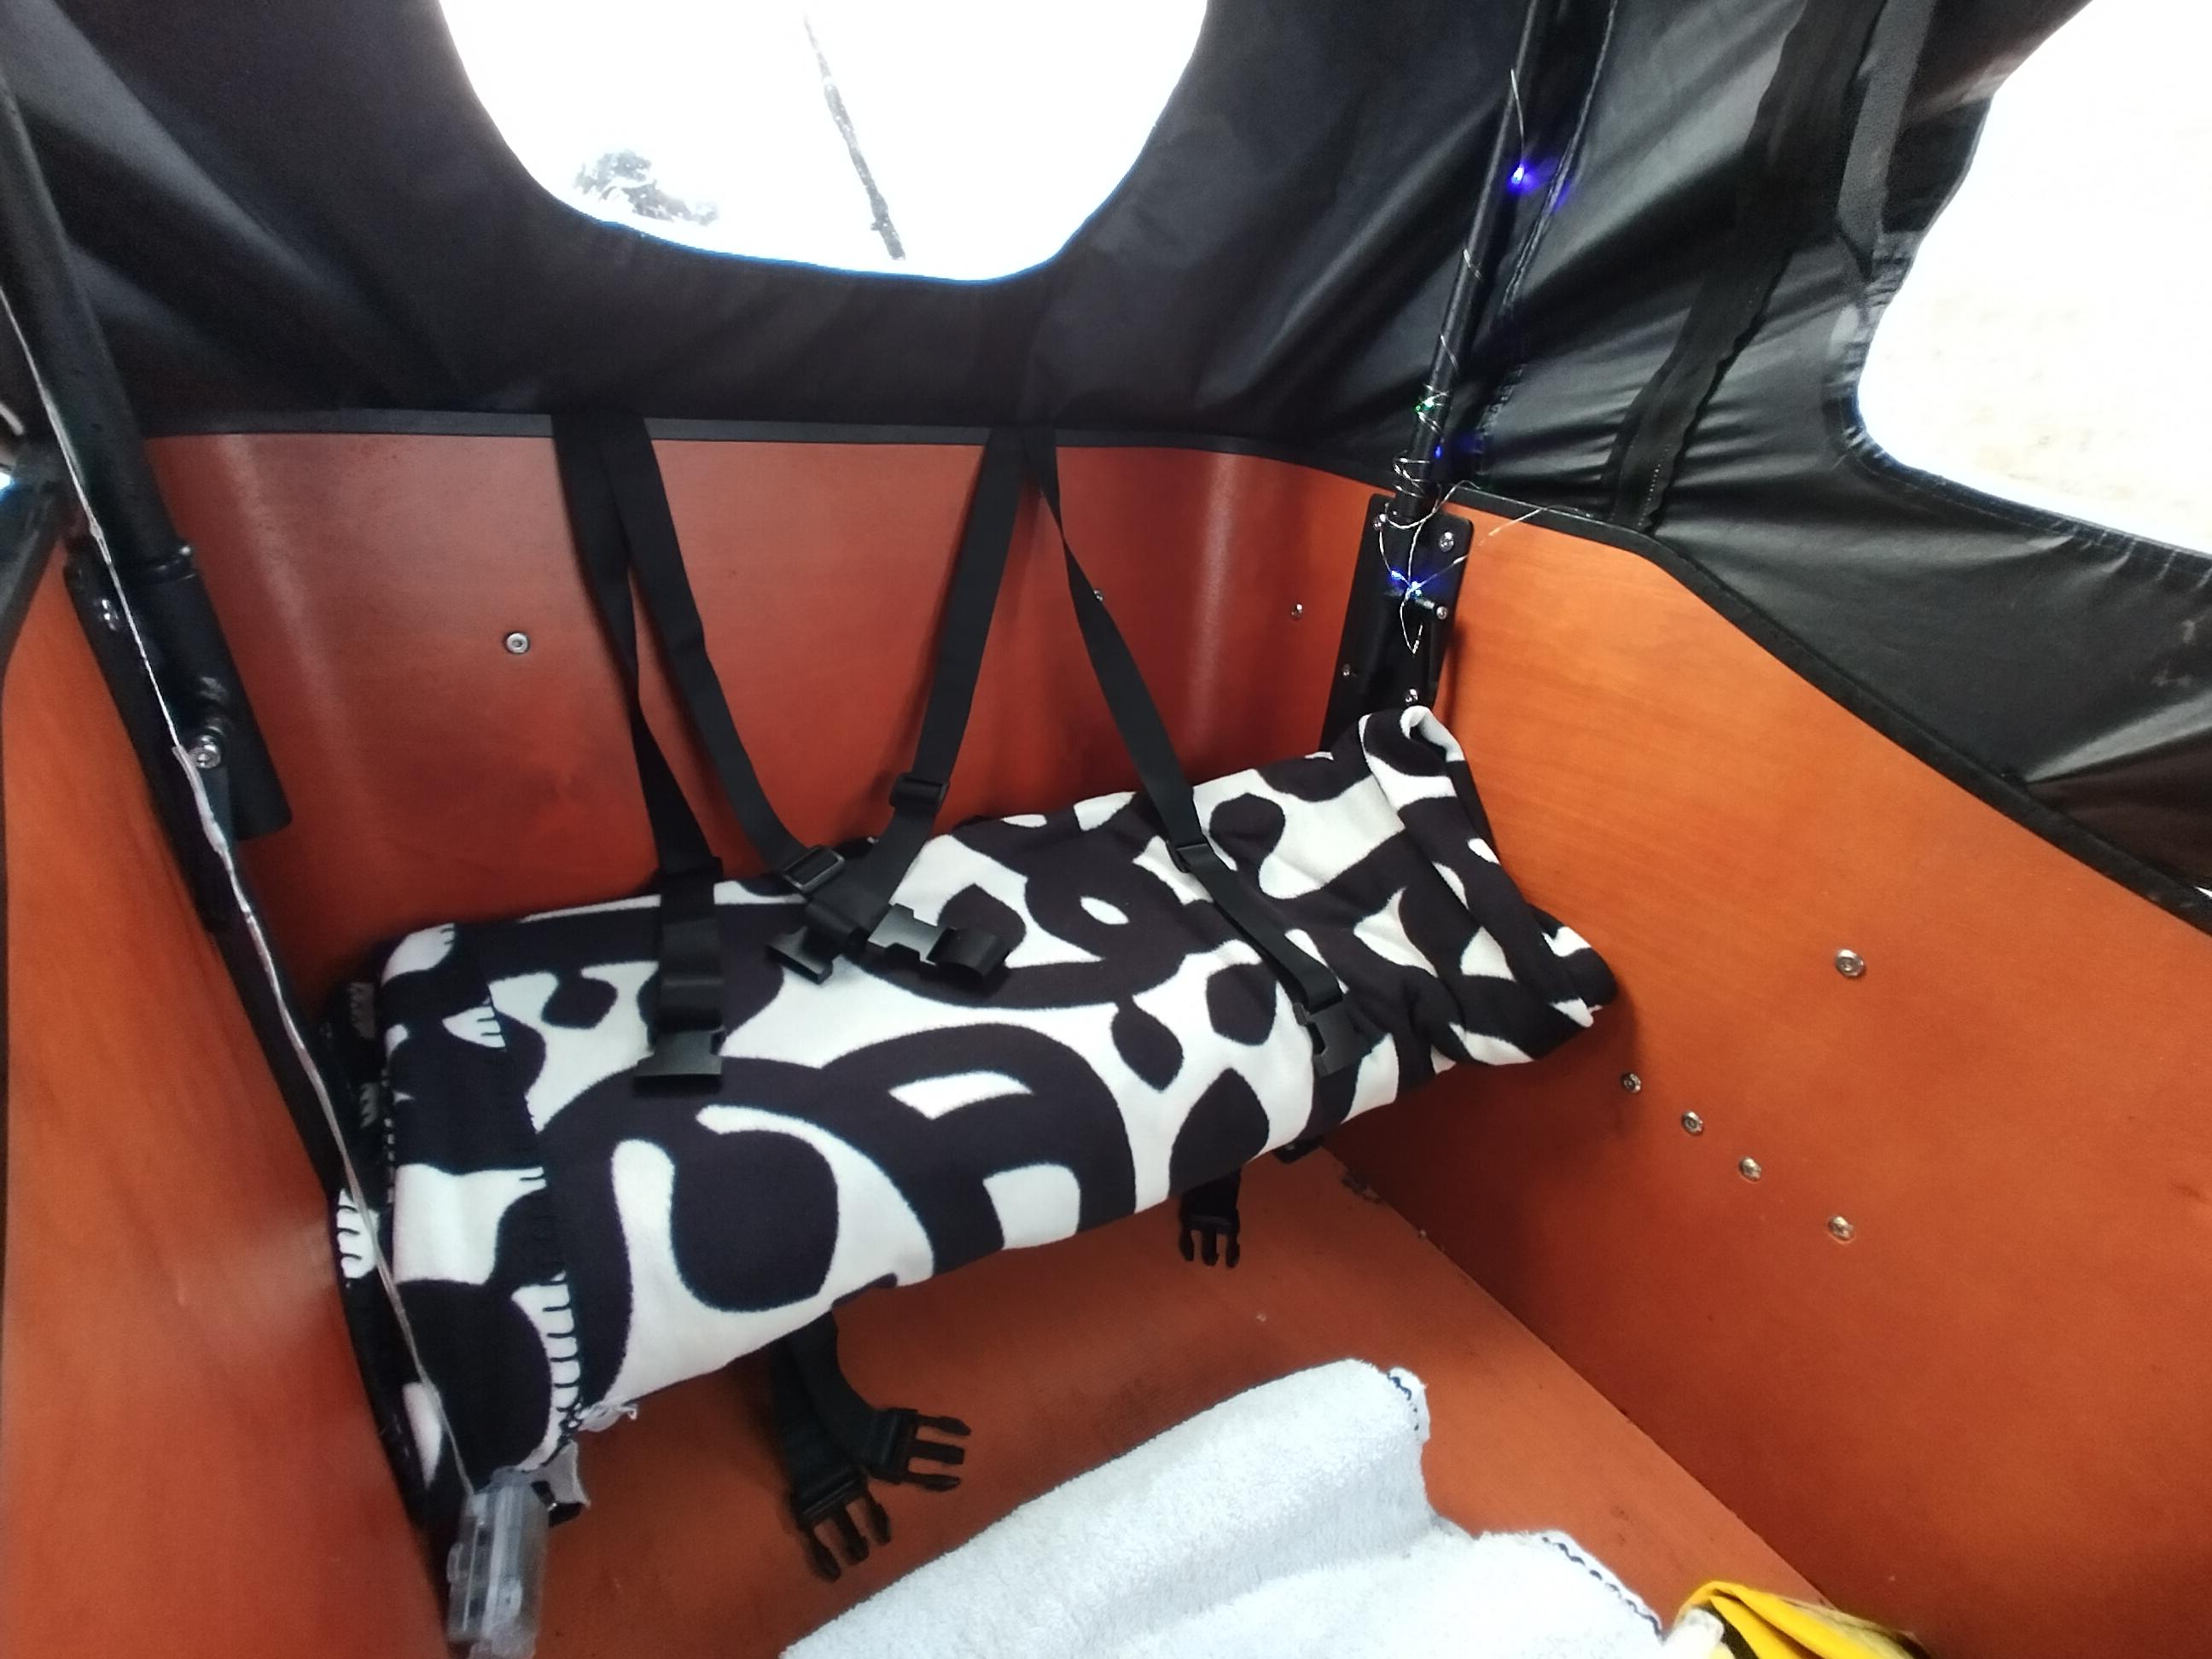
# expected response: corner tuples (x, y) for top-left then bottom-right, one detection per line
(1680, 1582), (1930, 1659)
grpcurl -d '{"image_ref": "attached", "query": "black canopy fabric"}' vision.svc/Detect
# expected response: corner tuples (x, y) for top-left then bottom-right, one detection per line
(4, 0), (2207, 895)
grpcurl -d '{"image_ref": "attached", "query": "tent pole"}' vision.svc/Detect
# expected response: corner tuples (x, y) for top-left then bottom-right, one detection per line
(1386, 0), (1553, 518)
(1323, 0), (1555, 742)
(0, 61), (289, 839)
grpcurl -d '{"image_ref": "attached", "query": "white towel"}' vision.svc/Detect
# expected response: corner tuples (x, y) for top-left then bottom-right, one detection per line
(786, 1360), (1668, 1659)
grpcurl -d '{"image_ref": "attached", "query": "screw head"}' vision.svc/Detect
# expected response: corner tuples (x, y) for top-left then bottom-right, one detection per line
(1401, 689), (1419, 705)
(1738, 1157), (1763, 1181)
(187, 733), (224, 771)
(1439, 531), (1458, 550)
(96, 597), (122, 632)
(1620, 1071), (1642, 1093)
(504, 631), (531, 655)
(1433, 603), (1450, 620)
(1680, 1111), (1704, 1136)
(1289, 602), (1305, 619)
(1835, 948), (1866, 978)
(1828, 1215), (1856, 1242)
(1371, 512), (1385, 528)
(1338, 662), (1354, 678)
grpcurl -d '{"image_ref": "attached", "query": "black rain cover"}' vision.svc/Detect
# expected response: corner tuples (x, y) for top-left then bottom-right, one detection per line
(3, 0), (2207, 895)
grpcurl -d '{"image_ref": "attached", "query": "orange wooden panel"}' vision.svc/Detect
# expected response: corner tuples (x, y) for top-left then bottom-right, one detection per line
(1335, 515), (2212, 1659)
(148, 436), (1369, 1001)
(0, 566), (445, 1656)
(538, 1150), (1807, 1657)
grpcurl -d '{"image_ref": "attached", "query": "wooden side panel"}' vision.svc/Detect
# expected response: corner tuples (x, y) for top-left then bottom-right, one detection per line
(0, 569), (445, 1656)
(538, 1150), (1808, 1656)
(1335, 517), (2212, 1659)
(148, 436), (1370, 1000)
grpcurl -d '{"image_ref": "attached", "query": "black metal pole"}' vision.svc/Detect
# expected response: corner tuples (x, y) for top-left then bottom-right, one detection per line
(0, 60), (289, 838)
(1386, 0), (1551, 517)
(1322, 0), (1554, 741)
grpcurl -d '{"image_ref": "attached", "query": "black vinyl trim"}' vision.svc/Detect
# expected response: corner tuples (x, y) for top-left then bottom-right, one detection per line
(138, 411), (1396, 489)
(1443, 481), (2212, 936)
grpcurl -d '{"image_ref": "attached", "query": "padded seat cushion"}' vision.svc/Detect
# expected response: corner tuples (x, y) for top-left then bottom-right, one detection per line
(335, 707), (1614, 1493)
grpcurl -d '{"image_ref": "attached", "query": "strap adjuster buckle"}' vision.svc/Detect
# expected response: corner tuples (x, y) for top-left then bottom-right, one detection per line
(1295, 993), (1371, 1078)
(887, 771), (948, 816)
(1170, 835), (1225, 878)
(779, 845), (847, 895)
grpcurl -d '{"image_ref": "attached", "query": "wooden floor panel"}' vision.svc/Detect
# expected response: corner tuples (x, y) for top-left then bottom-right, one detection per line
(542, 1150), (1808, 1656)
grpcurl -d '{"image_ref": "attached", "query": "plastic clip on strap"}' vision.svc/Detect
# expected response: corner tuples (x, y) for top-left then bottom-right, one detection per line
(1014, 426), (1372, 1079)
(770, 1341), (889, 1582)
(783, 1313), (969, 1488)
(768, 432), (1026, 987)
(1179, 1170), (1243, 1267)
(766, 1314), (967, 1580)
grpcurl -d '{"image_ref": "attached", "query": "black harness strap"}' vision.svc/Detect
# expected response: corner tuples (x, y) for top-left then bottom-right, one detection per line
(553, 411), (845, 1084)
(1019, 428), (1371, 1077)
(770, 431), (1025, 984)
(581, 412), (824, 878)
(1598, 0), (1889, 532)
(553, 414), (731, 1084)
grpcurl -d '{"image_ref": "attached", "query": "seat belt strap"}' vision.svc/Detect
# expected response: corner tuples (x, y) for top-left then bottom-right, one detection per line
(578, 411), (824, 877)
(553, 414), (731, 1085)
(551, 413), (717, 881)
(770, 430), (1025, 984)
(1018, 428), (1371, 1077)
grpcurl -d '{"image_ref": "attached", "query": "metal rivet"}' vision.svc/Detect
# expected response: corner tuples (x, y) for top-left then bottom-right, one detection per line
(1834, 948), (1866, 979)
(1433, 603), (1450, 620)
(96, 597), (121, 632)
(1439, 531), (1458, 550)
(1738, 1157), (1763, 1181)
(1828, 1215), (1855, 1242)
(1289, 602), (1305, 620)
(1680, 1111), (1704, 1136)
(1371, 512), (1385, 528)
(1339, 662), (1354, 678)
(504, 631), (531, 655)
(1620, 1071), (1642, 1093)
(187, 733), (224, 771)
(1401, 689), (1419, 705)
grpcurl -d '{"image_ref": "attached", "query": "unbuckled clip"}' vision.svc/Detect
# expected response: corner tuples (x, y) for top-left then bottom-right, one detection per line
(1297, 993), (1371, 1077)
(1178, 1172), (1243, 1267)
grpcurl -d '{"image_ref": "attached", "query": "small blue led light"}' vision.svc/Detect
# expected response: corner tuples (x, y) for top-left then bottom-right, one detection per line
(1506, 159), (1551, 196)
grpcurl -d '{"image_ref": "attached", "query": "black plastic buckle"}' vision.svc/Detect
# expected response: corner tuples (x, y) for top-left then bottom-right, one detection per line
(632, 1021), (727, 1089)
(779, 844), (847, 894)
(789, 1460), (890, 1582)
(1178, 1175), (1242, 1268)
(887, 771), (948, 816)
(1170, 835), (1225, 878)
(768, 847), (851, 981)
(854, 1407), (971, 1491)
(863, 905), (1011, 987)
(1297, 993), (1371, 1077)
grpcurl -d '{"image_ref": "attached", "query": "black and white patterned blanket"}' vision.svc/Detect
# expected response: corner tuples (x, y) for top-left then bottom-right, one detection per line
(334, 706), (1613, 1498)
